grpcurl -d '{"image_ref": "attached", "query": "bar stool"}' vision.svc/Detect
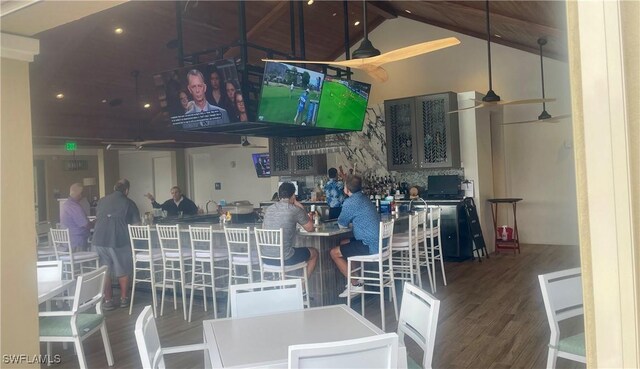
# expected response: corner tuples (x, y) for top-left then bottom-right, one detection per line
(224, 227), (259, 316)
(128, 225), (163, 316)
(346, 220), (399, 331)
(415, 210), (435, 292)
(188, 225), (229, 322)
(50, 228), (100, 280)
(390, 212), (422, 288)
(254, 228), (310, 308)
(423, 206), (446, 293)
(156, 224), (192, 320)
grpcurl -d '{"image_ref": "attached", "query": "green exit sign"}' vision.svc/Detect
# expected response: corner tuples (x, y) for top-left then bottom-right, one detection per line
(65, 142), (77, 151)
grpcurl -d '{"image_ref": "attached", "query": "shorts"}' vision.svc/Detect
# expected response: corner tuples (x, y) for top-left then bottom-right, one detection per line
(340, 239), (371, 259)
(93, 245), (133, 278)
(263, 247), (311, 266)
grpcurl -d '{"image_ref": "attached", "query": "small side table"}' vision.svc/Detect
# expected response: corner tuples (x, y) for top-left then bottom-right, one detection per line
(487, 198), (523, 254)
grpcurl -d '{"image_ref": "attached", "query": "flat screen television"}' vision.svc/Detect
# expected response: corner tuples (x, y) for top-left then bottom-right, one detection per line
(427, 175), (461, 197)
(315, 76), (371, 131)
(153, 59), (248, 130)
(257, 61), (324, 126)
(252, 153), (271, 178)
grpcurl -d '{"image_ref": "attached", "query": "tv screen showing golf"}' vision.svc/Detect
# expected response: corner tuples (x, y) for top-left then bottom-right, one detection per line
(316, 76), (371, 131)
(257, 61), (324, 126)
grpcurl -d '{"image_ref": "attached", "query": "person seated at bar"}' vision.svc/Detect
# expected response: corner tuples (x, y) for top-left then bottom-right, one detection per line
(262, 182), (319, 276)
(330, 174), (381, 298)
(144, 186), (198, 217)
(323, 167), (345, 219)
(60, 182), (93, 251)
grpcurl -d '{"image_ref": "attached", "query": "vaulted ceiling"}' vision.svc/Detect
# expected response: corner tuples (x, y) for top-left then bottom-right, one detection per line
(1, 1), (568, 149)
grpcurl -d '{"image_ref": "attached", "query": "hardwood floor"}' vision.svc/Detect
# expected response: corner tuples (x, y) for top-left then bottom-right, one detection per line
(41, 244), (585, 369)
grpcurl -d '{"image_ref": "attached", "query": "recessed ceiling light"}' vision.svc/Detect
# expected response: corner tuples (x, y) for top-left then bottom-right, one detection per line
(354, 20), (360, 26)
(114, 27), (124, 35)
(56, 93), (64, 99)
(143, 103), (151, 109)
(405, 9), (412, 14)
(332, 12), (337, 17)
(307, 0), (314, 5)
(101, 99), (107, 103)
(494, 34), (502, 38)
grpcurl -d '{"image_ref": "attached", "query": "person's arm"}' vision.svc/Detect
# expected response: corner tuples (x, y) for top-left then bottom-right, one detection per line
(128, 200), (142, 225)
(145, 193), (162, 209)
(296, 207), (314, 232)
(184, 198), (199, 215)
(337, 201), (352, 228)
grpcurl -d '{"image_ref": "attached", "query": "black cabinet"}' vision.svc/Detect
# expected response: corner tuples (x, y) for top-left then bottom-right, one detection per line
(269, 137), (327, 176)
(385, 92), (460, 170)
(432, 201), (473, 261)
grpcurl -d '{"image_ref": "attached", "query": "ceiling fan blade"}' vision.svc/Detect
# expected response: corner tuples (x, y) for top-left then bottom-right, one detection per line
(448, 103), (486, 114)
(368, 37), (461, 66)
(503, 113), (572, 125)
(106, 144), (142, 151)
(498, 98), (557, 106)
(136, 139), (176, 146)
(361, 65), (388, 82)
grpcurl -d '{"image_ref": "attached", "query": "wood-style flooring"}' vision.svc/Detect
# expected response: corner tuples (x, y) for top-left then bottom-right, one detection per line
(40, 244), (585, 369)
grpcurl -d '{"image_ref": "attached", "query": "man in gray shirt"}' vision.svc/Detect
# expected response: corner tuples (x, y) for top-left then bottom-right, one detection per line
(262, 182), (318, 276)
(92, 179), (140, 310)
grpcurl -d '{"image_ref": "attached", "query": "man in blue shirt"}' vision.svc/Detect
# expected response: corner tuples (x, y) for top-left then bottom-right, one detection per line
(330, 175), (380, 297)
(323, 167), (345, 219)
(293, 89), (309, 124)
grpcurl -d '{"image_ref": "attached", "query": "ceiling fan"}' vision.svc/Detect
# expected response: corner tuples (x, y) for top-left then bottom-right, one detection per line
(103, 70), (175, 150)
(503, 38), (571, 125)
(449, 0), (555, 114)
(262, 1), (460, 82)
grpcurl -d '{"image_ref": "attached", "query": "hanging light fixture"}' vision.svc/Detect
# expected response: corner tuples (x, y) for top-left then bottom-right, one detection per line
(352, 1), (380, 59)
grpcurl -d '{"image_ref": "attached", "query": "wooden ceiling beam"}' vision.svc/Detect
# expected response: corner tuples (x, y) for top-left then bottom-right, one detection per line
(400, 11), (565, 61)
(367, 1), (398, 20)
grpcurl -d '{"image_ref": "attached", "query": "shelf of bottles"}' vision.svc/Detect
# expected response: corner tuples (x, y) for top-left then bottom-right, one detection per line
(362, 174), (410, 199)
(287, 136), (349, 156)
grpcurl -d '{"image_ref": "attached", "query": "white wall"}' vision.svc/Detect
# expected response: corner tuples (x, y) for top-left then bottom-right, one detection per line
(346, 17), (577, 246)
(185, 137), (279, 209)
(118, 150), (177, 215)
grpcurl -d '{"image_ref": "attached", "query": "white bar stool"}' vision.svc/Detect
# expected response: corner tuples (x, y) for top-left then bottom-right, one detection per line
(156, 224), (192, 320)
(128, 225), (163, 316)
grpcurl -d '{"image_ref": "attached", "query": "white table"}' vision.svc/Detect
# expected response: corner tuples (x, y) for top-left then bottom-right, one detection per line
(38, 280), (74, 304)
(203, 304), (407, 368)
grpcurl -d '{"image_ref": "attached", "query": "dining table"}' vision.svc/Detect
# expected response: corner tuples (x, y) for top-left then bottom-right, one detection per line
(37, 279), (74, 304)
(202, 304), (407, 368)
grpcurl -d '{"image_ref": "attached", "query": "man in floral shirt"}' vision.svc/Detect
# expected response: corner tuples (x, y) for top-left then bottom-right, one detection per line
(323, 167), (345, 219)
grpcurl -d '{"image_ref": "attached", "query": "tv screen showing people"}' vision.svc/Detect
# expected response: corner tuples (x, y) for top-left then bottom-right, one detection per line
(316, 76), (371, 131)
(257, 61), (324, 126)
(153, 59), (249, 131)
(252, 153), (271, 178)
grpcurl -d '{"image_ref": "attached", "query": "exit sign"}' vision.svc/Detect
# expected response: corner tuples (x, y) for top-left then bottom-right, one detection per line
(65, 142), (77, 151)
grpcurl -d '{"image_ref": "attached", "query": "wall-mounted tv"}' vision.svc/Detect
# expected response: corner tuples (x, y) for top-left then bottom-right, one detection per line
(316, 76), (371, 131)
(252, 153), (271, 178)
(153, 59), (249, 130)
(257, 61), (324, 126)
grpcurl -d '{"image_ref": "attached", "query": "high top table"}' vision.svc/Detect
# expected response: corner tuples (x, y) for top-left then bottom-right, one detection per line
(203, 304), (407, 368)
(487, 198), (522, 254)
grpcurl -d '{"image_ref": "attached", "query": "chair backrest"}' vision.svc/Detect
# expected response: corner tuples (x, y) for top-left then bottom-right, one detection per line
(229, 279), (304, 318)
(188, 225), (213, 254)
(288, 332), (399, 369)
(224, 226), (252, 262)
(36, 221), (52, 246)
(427, 206), (441, 228)
(37, 260), (63, 282)
(72, 265), (108, 314)
(397, 282), (441, 369)
(408, 213), (419, 248)
(254, 228), (285, 276)
(129, 225), (152, 254)
(538, 268), (583, 345)
(379, 220), (395, 257)
(156, 224), (182, 253)
(135, 305), (166, 369)
(50, 228), (72, 259)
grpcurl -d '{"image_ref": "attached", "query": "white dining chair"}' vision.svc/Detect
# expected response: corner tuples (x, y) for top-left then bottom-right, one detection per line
(346, 220), (399, 331)
(229, 279), (304, 318)
(188, 225), (229, 322)
(129, 225), (163, 317)
(157, 224), (192, 320)
(39, 266), (114, 369)
(254, 228), (310, 308)
(36, 221), (56, 261)
(538, 268), (586, 368)
(224, 226), (259, 316)
(391, 212), (422, 288)
(397, 282), (440, 369)
(288, 332), (399, 369)
(50, 228), (99, 279)
(135, 305), (207, 369)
